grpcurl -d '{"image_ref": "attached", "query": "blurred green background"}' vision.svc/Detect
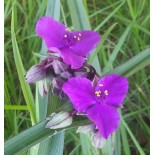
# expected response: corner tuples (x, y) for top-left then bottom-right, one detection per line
(4, 0), (150, 154)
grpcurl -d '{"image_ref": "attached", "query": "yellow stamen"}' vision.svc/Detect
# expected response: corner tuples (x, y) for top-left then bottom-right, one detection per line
(99, 84), (103, 87)
(104, 90), (108, 96)
(74, 35), (77, 39)
(77, 37), (80, 41)
(64, 34), (67, 38)
(95, 90), (101, 96)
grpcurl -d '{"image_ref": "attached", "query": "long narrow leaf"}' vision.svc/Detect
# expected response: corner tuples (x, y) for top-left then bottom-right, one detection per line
(11, 7), (36, 124)
(104, 48), (150, 77)
(4, 119), (88, 155)
(105, 25), (131, 70)
(121, 117), (146, 155)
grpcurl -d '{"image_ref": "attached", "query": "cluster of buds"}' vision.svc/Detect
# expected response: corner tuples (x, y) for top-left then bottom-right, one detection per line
(25, 55), (96, 98)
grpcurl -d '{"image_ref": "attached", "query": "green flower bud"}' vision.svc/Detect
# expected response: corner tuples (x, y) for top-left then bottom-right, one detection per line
(46, 112), (73, 129)
(91, 132), (106, 148)
(77, 124), (95, 134)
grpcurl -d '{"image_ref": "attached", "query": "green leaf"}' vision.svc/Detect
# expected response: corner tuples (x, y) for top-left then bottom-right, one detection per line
(67, 0), (91, 30)
(121, 117), (146, 155)
(4, 105), (28, 111)
(11, 7), (36, 124)
(104, 48), (150, 77)
(38, 131), (64, 155)
(4, 119), (88, 155)
(80, 134), (92, 155)
(120, 120), (131, 155)
(94, 1), (125, 31)
(104, 25), (131, 71)
(89, 23), (118, 64)
(49, 131), (65, 155)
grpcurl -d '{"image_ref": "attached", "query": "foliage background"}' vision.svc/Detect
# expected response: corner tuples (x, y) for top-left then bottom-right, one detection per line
(4, 0), (150, 154)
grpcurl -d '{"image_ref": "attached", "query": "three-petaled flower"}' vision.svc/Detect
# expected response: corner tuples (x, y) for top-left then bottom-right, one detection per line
(36, 16), (100, 69)
(62, 74), (128, 139)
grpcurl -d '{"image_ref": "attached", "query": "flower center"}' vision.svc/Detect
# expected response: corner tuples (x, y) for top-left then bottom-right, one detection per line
(62, 29), (82, 47)
(95, 89), (108, 103)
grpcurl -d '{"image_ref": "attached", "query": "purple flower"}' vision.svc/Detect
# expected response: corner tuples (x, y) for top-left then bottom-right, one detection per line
(62, 74), (128, 139)
(36, 16), (100, 69)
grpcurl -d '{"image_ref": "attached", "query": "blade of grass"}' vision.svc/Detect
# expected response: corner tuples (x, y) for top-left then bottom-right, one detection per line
(4, 105), (28, 110)
(4, 119), (88, 155)
(80, 134), (92, 155)
(120, 121), (131, 155)
(89, 1), (121, 18)
(104, 24), (131, 71)
(94, 1), (125, 31)
(114, 130), (121, 155)
(121, 117), (146, 155)
(11, 7), (36, 124)
(88, 23), (118, 64)
(104, 48), (150, 77)
(67, 0), (91, 30)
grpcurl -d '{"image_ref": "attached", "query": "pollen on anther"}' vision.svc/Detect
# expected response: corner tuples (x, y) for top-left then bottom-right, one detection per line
(77, 37), (80, 41)
(74, 36), (77, 39)
(64, 34), (67, 38)
(104, 90), (108, 96)
(95, 90), (101, 96)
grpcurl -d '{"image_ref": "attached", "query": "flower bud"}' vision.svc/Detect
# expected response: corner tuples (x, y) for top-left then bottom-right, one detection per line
(77, 124), (95, 134)
(38, 77), (51, 96)
(52, 59), (69, 74)
(25, 65), (46, 83)
(91, 132), (106, 148)
(46, 111), (73, 129)
(60, 71), (72, 79)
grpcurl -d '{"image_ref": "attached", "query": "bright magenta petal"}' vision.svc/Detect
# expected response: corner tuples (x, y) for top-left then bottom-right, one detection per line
(96, 74), (128, 107)
(36, 16), (66, 48)
(70, 30), (100, 56)
(87, 104), (120, 139)
(62, 77), (95, 113)
(61, 48), (86, 69)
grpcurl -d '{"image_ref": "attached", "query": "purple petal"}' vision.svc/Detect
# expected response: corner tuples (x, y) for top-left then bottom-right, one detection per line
(61, 48), (86, 69)
(87, 104), (120, 139)
(25, 65), (46, 83)
(62, 77), (95, 113)
(70, 30), (100, 56)
(36, 16), (66, 48)
(96, 74), (128, 107)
